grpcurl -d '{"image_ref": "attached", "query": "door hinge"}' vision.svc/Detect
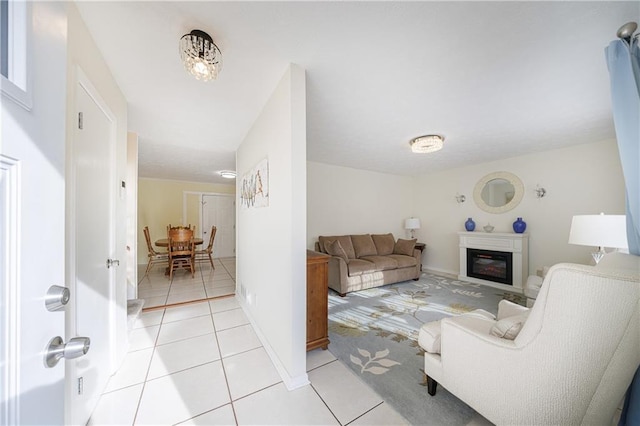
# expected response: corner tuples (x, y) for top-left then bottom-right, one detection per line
(78, 112), (84, 130)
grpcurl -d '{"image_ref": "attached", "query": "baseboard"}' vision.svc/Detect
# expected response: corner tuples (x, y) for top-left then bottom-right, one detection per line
(422, 266), (458, 279)
(237, 297), (310, 391)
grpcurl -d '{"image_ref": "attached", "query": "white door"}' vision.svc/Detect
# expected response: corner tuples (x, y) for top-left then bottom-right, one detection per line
(1, 2), (68, 424)
(202, 194), (236, 258)
(66, 71), (116, 425)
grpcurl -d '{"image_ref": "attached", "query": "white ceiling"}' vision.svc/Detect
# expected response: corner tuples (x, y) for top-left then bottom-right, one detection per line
(75, 1), (638, 185)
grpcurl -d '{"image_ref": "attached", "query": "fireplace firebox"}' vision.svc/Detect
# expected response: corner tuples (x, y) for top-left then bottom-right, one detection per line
(466, 248), (513, 286)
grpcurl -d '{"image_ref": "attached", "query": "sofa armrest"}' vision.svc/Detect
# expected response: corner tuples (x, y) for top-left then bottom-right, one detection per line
(496, 299), (529, 321)
(327, 256), (349, 294)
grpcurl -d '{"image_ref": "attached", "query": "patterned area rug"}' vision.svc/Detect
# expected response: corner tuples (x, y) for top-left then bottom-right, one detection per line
(327, 272), (525, 426)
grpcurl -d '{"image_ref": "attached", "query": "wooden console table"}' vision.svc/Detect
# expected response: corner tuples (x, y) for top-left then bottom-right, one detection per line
(306, 250), (330, 351)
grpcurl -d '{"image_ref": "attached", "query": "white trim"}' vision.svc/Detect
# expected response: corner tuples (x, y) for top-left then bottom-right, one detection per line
(0, 1), (32, 110)
(1, 155), (21, 425)
(238, 296), (310, 390)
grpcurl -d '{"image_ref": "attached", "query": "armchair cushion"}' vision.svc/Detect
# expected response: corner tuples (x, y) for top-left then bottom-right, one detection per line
(496, 299), (530, 320)
(489, 312), (529, 340)
(419, 309), (496, 355)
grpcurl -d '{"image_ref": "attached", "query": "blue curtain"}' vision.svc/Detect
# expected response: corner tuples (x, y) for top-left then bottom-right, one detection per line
(606, 36), (640, 426)
(606, 38), (640, 255)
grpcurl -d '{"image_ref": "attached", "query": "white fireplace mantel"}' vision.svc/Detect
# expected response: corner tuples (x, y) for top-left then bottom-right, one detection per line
(458, 232), (529, 293)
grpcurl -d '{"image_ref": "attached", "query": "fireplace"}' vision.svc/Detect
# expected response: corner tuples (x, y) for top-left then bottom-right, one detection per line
(466, 248), (513, 286)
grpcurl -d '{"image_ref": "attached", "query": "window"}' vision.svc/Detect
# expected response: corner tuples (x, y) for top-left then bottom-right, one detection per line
(1, 0), (8, 78)
(1, 0), (30, 109)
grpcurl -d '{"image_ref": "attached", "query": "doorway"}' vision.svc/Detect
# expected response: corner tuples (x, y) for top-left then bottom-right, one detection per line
(201, 193), (235, 258)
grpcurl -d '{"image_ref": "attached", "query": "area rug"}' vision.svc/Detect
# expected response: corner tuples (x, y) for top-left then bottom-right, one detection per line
(327, 272), (525, 426)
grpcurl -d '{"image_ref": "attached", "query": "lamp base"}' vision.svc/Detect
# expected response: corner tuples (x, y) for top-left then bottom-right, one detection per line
(591, 247), (607, 264)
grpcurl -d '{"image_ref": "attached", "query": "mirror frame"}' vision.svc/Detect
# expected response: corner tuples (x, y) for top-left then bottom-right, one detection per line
(473, 171), (524, 214)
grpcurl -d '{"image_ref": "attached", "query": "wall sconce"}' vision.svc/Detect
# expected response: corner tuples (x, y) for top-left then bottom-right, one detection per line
(455, 193), (466, 203)
(535, 185), (547, 198)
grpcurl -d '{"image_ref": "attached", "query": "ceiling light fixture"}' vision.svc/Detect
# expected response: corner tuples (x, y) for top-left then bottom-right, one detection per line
(409, 135), (445, 153)
(179, 29), (222, 81)
(218, 170), (236, 179)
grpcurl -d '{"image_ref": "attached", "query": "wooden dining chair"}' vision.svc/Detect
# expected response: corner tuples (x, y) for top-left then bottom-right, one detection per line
(167, 227), (196, 280)
(143, 226), (168, 278)
(195, 226), (217, 269)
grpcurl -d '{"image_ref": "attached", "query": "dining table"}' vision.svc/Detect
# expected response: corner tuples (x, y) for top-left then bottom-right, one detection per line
(154, 238), (204, 248)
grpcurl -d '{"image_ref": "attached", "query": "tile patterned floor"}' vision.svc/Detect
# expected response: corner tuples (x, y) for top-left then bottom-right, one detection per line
(137, 257), (236, 308)
(89, 297), (412, 425)
(92, 259), (493, 425)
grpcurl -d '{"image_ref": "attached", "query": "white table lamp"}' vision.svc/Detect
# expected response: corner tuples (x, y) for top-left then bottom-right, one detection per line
(405, 217), (421, 239)
(568, 213), (628, 264)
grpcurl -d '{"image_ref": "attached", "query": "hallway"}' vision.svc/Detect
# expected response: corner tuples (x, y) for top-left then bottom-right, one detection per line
(88, 297), (409, 425)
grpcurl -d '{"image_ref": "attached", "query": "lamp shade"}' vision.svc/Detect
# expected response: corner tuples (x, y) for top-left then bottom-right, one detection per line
(568, 214), (628, 249)
(405, 218), (421, 230)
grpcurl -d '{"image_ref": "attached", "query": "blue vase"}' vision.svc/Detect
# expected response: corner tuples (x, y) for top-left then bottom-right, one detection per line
(465, 218), (476, 232)
(513, 217), (527, 233)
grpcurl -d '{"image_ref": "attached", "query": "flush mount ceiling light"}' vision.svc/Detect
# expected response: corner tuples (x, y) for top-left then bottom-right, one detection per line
(218, 170), (236, 179)
(409, 135), (445, 153)
(179, 29), (222, 81)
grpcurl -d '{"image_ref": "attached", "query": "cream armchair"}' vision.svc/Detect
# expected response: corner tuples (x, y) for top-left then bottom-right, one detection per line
(420, 257), (640, 425)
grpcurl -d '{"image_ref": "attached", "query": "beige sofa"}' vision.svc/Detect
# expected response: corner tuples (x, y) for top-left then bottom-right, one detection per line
(314, 233), (421, 296)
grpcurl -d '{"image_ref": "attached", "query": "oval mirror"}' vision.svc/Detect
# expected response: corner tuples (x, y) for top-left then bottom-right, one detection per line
(473, 171), (524, 214)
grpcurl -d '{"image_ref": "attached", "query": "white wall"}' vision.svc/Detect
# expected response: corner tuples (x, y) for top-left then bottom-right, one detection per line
(236, 64), (308, 388)
(307, 162), (414, 248)
(413, 139), (625, 276)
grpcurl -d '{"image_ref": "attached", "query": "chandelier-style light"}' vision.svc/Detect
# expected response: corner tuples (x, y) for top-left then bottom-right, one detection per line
(409, 135), (445, 153)
(179, 29), (222, 81)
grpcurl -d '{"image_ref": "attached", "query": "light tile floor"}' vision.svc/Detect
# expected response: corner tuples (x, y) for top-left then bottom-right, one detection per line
(108, 259), (492, 425)
(138, 257), (236, 308)
(89, 297), (412, 425)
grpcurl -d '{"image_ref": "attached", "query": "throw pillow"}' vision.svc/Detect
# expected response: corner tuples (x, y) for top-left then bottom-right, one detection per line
(326, 239), (348, 263)
(372, 233), (395, 256)
(490, 312), (529, 340)
(394, 238), (417, 256)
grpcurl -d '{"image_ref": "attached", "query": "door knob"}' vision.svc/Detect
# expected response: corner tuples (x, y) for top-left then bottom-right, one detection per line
(45, 285), (71, 312)
(44, 336), (91, 368)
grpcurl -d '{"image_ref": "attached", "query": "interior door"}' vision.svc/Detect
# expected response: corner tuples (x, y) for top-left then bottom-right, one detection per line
(1, 2), (68, 424)
(67, 71), (116, 425)
(202, 194), (236, 258)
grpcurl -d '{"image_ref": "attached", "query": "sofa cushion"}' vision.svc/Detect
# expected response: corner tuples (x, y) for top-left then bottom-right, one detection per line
(319, 236), (356, 259)
(347, 259), (377, 276)
(394, 238), (417, 256)
(387, 254), (418, 268)
(490, 312), (529, 340)
(326, 239), (348, 262)
(360, 255), (398, 271)
(351, 234), (377, 258)
(372, 233), (395, 256)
